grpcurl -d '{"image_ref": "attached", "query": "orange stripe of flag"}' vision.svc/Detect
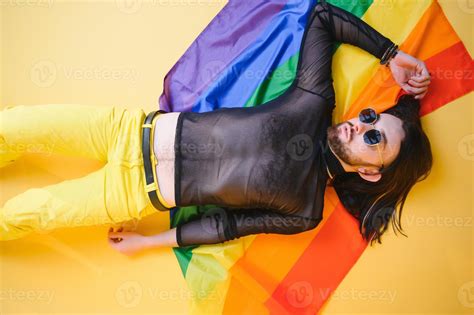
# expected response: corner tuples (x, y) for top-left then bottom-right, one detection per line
(266, 201), (367, 315)
(222, 190), (340, 313)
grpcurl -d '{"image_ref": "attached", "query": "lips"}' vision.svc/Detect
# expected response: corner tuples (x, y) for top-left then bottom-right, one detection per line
(339, 123), (352, 142)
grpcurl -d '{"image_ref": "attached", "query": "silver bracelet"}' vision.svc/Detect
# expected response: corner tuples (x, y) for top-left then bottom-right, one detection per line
(384, 48), (399, 67)
(380, 44), (399, 66)
(380, 44), (395, 63)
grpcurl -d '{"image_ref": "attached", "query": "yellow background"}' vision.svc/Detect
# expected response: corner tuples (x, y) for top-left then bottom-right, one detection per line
(1, 0), (472, 314)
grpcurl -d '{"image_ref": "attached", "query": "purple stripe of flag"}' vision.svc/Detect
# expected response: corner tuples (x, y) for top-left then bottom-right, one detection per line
(159, 0), (288, 112)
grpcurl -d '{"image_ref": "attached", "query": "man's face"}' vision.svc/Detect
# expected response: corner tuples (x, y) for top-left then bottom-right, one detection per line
(326, 113), (405, 171)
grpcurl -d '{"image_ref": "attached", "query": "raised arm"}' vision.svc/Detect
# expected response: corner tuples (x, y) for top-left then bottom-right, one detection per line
(175, 207), (321, 247)
(319, 1), (396, 61)
(296, 1), (397, 100)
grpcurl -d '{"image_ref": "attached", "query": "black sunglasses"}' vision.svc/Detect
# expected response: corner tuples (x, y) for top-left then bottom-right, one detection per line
(358, 108), (385, 171)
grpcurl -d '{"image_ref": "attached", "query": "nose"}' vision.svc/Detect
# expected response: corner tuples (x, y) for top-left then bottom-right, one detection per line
(352, 121), (362, 134)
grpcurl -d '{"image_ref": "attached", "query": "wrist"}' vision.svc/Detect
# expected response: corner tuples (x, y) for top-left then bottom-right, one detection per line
(143, 235), (161, 249)
(388, 49), (404, 69)
(385, 48), (400, 67)
(380, 44), (399, 66)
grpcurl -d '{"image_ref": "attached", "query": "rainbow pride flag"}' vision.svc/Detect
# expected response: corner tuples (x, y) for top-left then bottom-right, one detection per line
(158, 0), (473, 313)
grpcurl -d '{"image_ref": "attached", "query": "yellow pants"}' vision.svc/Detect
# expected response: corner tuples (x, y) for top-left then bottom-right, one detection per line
(0, 104), (161, 241)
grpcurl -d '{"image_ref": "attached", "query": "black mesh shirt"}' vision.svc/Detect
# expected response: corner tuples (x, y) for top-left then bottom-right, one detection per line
(172, 1), (396, 247)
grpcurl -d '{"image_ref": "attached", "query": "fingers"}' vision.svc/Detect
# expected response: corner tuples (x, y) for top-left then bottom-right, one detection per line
(410, 64), (430, 99)
(402, 83), (427, 95)
(410, 72), (430, 99)
(408, 77), (431, 88)
(409, 75), (430, 85)
(402, 83), (429, 100)
(108, 226), (124, 243)
(420, 64), (430, 77)
(415, 60), (429, 74)
(121, 218), (139, 231)
(108, 234), (118, 246)
(108, 232), (125, 237)
(109, 226), (124, 233)
(414, 91), (428, 99)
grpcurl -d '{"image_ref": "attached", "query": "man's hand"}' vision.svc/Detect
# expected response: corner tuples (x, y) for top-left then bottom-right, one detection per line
(388, 50), (431, 99)
(108, 226), (151, 256)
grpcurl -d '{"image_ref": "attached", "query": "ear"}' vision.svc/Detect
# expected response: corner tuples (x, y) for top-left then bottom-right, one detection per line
(357, 167), (382, 182)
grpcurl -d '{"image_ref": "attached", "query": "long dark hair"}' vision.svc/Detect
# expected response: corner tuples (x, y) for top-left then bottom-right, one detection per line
(330, 94), (433, 245)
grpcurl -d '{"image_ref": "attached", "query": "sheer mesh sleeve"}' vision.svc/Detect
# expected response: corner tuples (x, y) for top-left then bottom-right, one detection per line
(175, 207), (321, 247)
(296, 0), (396, 99)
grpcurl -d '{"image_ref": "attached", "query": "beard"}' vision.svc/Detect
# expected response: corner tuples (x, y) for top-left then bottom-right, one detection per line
(326, 122), (357, 166)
